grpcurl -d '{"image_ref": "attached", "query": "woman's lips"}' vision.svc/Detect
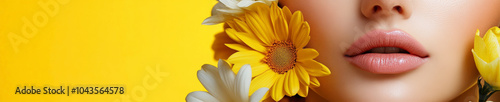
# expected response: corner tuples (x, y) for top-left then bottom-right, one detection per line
(344, 30), (429, 74)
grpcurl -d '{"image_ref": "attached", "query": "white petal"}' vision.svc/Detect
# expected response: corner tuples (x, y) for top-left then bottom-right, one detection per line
(186, 91), (220, 102)
(218, 0), (238, 9)
(202, 15), (225, 25)
(201, 64), (219, 77)
(236, 1), (261, 8)
(249, 88), (269, 102)
(234, 64), (252, 101)
(198, 64), (230, 101)
(217, 59), (236, 98)
(211, 2), (227, 16)
(216, 9), (243, 15)
(202, 3), (229, 25)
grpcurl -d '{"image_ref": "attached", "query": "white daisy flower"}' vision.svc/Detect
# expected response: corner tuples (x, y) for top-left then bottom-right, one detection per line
(186, 59), (269, 102)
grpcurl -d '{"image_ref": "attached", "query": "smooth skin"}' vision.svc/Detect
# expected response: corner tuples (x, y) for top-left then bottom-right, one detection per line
(280, 0), (500, 101)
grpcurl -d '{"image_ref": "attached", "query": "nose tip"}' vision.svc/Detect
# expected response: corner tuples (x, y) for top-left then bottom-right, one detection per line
(361, 0), (411, 19)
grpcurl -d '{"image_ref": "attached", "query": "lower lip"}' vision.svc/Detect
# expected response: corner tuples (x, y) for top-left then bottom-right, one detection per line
(345, 53), (428, 74)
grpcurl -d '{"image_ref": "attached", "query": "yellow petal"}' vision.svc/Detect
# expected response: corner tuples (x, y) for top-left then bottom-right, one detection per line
(260, 91), (272, 102)
(245, 1), (269, 12)
(490, 26), (500, 41)
(299, 60), (331, 77)
(294, 22), (311, 48)
(289, 11), (304, 42)
(225, 28), (243, 44)
(226, 20), (237, 30)
(493, 26), (500, 33)
(235, 30), (267, 52)
(284, 69), (299, 96)
(232, 62), (267, 75)
(483, 28), (500, 62)
(474, 30), (489, 62)
(250, 70), (278, 96)
(271, 74), (286, 101)
(297, 82), (309, 97)
(226, 19), (245, 33)
(255, 3), (271, 26)
(227, 51), (265, 66)
(310, 77), (320, 87)
(234, 18), (253, 34)
(250, 63), (271, 77)
(232, 64), (244, 74)
(295, 65), (310, 85)
(282, 6), (292, 23)
(270, 2), (289, 41)
(225, 43), (253, 52)
(297, 48), (319, 61)
(473, 49), (500, 88)
(245, 9), (274, 45)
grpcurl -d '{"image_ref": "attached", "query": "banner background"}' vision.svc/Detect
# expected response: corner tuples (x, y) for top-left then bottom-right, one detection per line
(0, 0), (222, 101)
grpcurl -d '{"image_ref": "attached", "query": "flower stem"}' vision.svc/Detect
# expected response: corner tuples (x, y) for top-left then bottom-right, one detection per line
(478, 77), (497, 102)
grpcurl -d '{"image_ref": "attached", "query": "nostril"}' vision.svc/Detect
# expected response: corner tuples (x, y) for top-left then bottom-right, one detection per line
(393, 5), (403, 13)
(373, 5), (382, 13)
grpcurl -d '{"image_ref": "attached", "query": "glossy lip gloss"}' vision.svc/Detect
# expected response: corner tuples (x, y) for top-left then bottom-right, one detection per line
(344, 29), (429, 74)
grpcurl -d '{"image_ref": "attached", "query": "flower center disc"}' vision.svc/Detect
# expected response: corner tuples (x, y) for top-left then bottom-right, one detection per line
(265, 41), (297, 74)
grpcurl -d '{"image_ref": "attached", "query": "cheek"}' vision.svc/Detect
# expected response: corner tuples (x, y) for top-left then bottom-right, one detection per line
(408, 0), (500, 83)
(409, 0), (500, 35)
(405, 0), (500, 98)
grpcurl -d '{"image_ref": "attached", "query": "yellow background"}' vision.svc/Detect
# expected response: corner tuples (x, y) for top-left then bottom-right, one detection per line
(0, 0), (225, 101)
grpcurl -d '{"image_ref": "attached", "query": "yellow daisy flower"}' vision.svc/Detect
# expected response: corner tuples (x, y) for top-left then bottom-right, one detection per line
(223, 2), (331, 101)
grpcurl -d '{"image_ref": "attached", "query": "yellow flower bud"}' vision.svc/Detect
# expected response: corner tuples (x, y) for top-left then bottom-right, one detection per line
(472, 26), (500, 89)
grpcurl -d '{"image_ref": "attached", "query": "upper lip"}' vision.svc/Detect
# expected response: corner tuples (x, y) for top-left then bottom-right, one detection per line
(344, 29), (429, 57)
